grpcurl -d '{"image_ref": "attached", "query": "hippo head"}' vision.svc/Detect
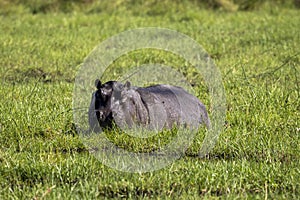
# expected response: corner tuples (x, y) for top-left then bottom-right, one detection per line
(88, 79), (118, 131)
(88, 79), (147, 132)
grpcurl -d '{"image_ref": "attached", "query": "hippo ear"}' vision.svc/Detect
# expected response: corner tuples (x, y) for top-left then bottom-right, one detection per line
(124, 81), (131, 89)
(95, 79), (101, 89)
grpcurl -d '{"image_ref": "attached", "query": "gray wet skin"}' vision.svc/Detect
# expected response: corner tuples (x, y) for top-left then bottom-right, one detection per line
(88, 79), (210, 132)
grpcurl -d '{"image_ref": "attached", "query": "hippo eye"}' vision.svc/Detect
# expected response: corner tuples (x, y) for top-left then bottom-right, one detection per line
(103, 87), (112, 95)
(100, 89), (107, 96)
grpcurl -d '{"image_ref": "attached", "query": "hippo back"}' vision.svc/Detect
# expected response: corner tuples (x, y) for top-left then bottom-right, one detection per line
(137, 85), (210, 129)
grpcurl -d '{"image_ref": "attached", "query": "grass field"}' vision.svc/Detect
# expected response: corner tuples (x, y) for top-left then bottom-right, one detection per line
(0, 0), (299, 199)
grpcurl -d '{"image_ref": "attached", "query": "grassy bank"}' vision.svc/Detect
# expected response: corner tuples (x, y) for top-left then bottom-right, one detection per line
(0, 1), (299, 199)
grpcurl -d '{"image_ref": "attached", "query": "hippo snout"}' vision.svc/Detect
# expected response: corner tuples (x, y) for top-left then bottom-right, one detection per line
(95, 110), (105, 121)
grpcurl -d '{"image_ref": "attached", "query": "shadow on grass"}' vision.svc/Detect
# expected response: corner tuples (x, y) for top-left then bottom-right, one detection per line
(2, 67), (74, 83)
(185, 150), (296, 164)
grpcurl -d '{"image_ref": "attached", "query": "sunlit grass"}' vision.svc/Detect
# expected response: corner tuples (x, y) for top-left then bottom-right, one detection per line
(0, 1), (299, 199)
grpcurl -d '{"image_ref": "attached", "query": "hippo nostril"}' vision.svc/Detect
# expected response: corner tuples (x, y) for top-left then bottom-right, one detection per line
(96, 110), (105, 121)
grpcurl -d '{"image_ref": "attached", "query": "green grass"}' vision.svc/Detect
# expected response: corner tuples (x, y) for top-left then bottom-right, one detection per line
(0, 0), (299, 199)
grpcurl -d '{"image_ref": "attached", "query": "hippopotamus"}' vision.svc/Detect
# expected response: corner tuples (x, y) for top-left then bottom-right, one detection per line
(88, 79), (210, 133)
